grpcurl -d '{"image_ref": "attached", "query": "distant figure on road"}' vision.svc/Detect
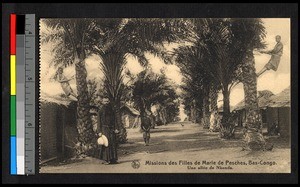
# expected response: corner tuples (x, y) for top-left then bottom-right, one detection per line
(257, 35), (283, 77)
(141, 112), (152, 146)
(54, 67), (77, 99)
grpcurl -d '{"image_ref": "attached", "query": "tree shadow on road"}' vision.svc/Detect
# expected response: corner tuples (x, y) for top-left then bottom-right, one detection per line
(119, 127), (242, 157)
(120, 123), (290, 158)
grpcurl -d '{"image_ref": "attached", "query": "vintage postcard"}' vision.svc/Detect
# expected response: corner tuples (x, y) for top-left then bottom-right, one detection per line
(39, 18), (291, 173)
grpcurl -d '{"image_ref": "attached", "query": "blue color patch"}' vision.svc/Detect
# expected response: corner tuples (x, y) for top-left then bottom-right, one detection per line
(11, 136), (17, 175)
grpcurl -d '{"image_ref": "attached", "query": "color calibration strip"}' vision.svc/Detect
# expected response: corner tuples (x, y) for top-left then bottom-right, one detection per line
(10, 14), (35, 175)
(17, 14), (26, 175)
(10, 13), (17, 175)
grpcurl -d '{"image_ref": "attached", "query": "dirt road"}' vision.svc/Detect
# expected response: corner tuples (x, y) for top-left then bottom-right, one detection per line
(41, 121), (290, 173)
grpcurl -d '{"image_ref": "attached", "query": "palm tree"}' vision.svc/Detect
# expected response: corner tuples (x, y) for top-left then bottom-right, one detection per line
(93, 18), (191, 142)
(41, 19), (109, 154)
(151, 84), (180, 125)
(174, 19), (256, 138)
(230, 19), (266, 150)
(181, 91), (195, 122)
(180, 18), (267, 146)
(174, 43), (215, 129)
(131, 69), (179, 125)
(209, 83), (219, 131)
(99, 48), (128, 142)
(192, 19), (242, 133)
(201, 81), (211, 129)
(41, 18), (191, 151)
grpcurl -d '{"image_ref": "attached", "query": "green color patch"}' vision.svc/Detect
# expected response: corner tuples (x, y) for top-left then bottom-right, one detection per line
(10, 96), (16, 136)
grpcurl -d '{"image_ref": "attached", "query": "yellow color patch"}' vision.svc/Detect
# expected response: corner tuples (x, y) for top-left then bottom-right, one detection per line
(10, 55), (16, 95)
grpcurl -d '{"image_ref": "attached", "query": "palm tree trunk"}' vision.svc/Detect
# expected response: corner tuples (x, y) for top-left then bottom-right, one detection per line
(222, 86), (231, 125)
(161, 107), (167, 125)
(242, 54), (265, 150)
(101, 51), (127, 144)
(202, 87), (210, 129)
(196, 107), (202, 124)
(74, 56), (95, 155)
(219, 85), (235, 139)
(114, 100), (127, 143)
(209, 84), (219, 131)
(190, 100), (196, 123)
(190, 108), (193, 123)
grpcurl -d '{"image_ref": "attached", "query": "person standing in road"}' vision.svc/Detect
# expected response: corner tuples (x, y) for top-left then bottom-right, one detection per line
(141, 112), (152, 146)
(97, 96), (119, 164)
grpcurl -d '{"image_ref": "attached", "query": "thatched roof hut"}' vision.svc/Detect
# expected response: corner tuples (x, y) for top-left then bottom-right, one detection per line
(40, 92), (76, 106)
(233, 90), (274, 111)
(121, 104), (141, 128)
(232, 87), (291, 137)
(216, 104), (234, 113)
(267, 86), (290, 108)
(265, 87), (291, 137)
(40, 92), (78, 163)
(121, 104), (140, 116)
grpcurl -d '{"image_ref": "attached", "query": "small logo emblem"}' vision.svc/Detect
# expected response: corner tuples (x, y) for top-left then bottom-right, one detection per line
(131, 160), (140, 169)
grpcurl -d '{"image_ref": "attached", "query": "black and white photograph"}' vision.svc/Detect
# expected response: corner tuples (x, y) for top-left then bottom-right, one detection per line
(39, 18), (291, 173)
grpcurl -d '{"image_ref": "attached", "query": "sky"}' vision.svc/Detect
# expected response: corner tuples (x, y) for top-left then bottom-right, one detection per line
(40, 18), (290, 120)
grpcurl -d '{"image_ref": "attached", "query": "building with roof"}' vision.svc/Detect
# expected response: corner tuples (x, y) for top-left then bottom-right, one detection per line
(265, 87), (291, 137)
(40, 93), (78, 164)
(120, 105), (141, 128)
(233, 87), (290, 137)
